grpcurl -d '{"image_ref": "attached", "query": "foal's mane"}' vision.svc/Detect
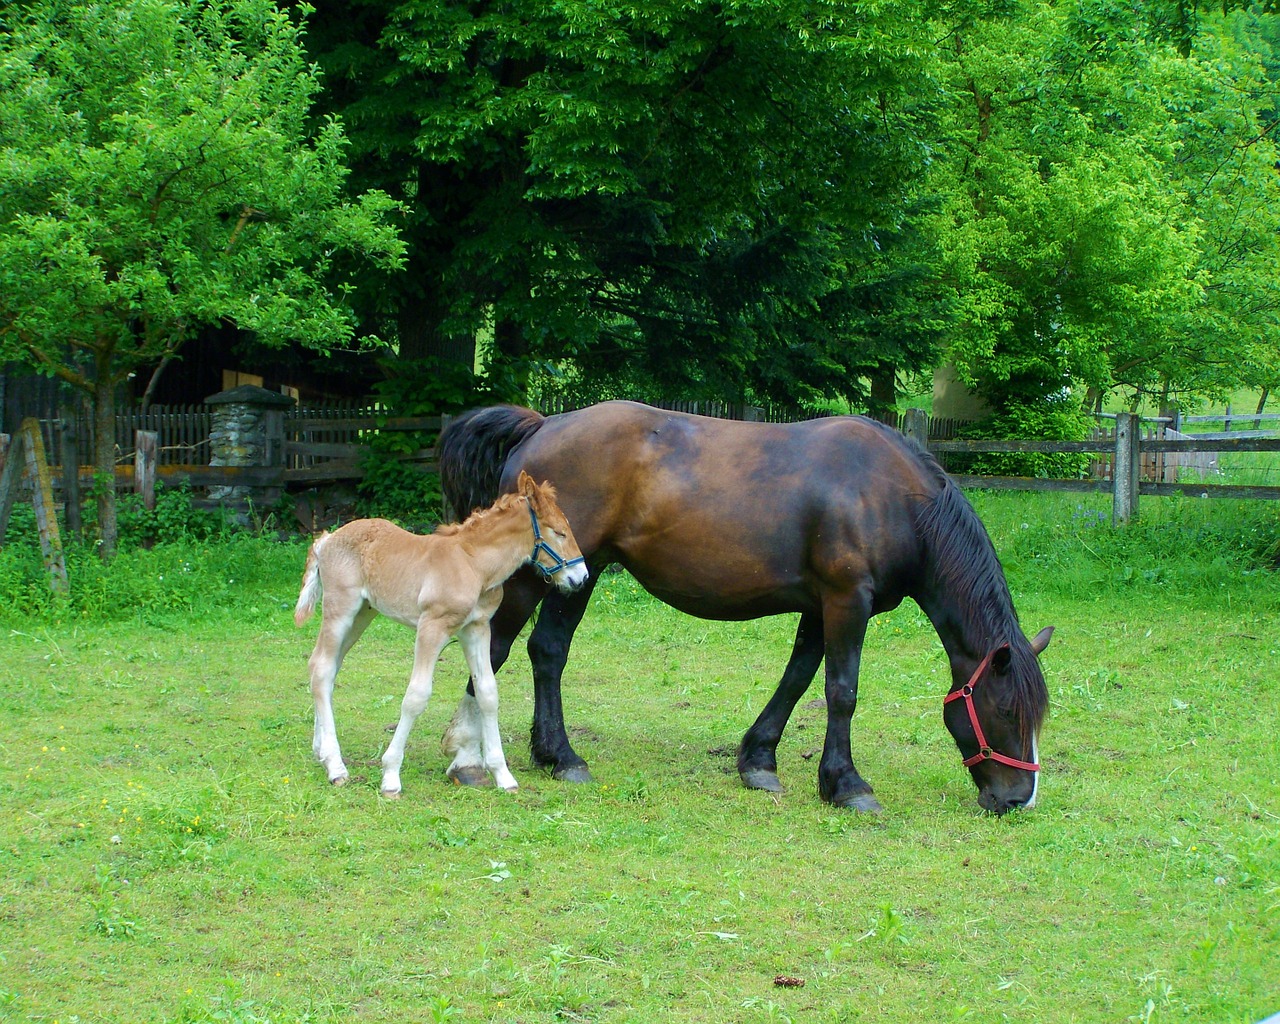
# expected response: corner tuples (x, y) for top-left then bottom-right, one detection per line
(910, 447), (1049, 734)
(435, 490), (527, 537)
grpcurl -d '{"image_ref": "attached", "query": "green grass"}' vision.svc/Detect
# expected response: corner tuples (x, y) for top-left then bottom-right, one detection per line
(1, 492), (1278, 1023)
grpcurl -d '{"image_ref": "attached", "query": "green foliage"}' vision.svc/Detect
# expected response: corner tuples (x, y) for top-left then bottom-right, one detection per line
(954, 401), (1095, 478)
(353, 355), (538, 522)
(0, 524), (301, 624)
(0, 0), (404, 368)
(305, 0), (941, 407)
(928, 1), (1280, 411)
(114, 485), (237, 547)
(975, 491), (1280, 598)
(0, 0), (404, 556)
(354, 455), (442, 527)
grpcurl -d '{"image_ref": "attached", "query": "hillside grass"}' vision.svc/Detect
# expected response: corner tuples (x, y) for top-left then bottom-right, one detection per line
(0, 490), (1277, 1023)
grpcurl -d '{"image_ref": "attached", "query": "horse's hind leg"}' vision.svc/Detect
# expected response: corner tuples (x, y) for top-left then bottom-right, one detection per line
(380, 619), (449, 798)
(738, 612), (824, 793)
(309, 603), (376, 785)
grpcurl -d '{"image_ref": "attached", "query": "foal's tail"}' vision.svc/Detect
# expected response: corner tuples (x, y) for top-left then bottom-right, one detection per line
(438, 405), (546, 518)
(293, 533), (329, 626)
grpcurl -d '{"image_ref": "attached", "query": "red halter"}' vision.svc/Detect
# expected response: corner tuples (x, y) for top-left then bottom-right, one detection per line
(943, 645), (1040, 773)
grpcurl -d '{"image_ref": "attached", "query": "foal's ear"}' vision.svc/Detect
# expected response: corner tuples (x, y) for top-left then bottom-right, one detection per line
(517, 470), (536, 498)
(1028, 626), (1054, 655)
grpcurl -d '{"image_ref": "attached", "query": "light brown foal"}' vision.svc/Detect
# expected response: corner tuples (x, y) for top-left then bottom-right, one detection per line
(294, 471), (588, 796)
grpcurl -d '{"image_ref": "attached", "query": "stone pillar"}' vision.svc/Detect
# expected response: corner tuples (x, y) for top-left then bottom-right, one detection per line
(205, 384), (296, 510)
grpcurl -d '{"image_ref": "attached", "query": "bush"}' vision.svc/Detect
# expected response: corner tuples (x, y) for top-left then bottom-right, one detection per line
(115, 483), (236, 546)
(0, 491), (303, 624)
(953, 400), (1094, 478)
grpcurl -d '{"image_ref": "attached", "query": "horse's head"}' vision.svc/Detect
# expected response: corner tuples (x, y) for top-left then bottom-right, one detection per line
(943, 626), (1053, 815)
(518, 470), (590, 591)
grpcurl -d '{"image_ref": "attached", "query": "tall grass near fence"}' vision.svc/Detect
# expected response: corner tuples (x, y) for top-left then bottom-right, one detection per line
(1, 493), (1277, 1023)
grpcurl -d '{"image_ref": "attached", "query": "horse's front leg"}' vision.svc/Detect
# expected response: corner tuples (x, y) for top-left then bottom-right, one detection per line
(449, 570), (547, 787)
(818, 592), (882, 813)
(738, 611), (824, 793)
(380, 618), (450, 798)
(526, 572), (599, 782)
(448, 612), (518, 792)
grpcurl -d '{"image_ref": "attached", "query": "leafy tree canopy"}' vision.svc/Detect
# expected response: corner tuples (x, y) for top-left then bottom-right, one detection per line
(0, 0), (405, 555)
(927, 0), (1280, 415)
(303, 0), (946, 408)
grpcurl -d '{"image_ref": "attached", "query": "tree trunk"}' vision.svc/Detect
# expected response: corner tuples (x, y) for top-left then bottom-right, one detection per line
(1254, 388), (1269, 430)
(868, 364), (897, 420)
(397, 309), (475, 367)
(93, 374), (118, 561)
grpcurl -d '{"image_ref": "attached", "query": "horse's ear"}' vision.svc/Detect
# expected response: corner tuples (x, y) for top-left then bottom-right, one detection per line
(1028, 626), (1054, 655)
(991, 643), (1012, 675)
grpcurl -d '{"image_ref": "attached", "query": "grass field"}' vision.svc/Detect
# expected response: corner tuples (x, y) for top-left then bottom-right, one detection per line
(1, 491), (1278, 1023)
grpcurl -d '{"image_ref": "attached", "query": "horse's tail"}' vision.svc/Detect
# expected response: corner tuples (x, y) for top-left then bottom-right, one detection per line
(438, 405), (546, 518)
(293, 533), (329, 626)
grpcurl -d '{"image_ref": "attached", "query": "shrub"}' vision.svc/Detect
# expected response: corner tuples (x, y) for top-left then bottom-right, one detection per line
(953, 400), (1094, 478)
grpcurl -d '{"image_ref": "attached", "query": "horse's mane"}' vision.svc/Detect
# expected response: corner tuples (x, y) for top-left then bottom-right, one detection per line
(434, 490), (526, 536)
(911, 447), (1049, 737)
(438, 405), (546, 518)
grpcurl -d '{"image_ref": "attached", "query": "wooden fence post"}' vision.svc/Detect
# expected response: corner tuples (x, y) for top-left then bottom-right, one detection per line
(1113, 412), (1140, 525)
(135, 430), (158, 511)
(902, 408), (929, 447)
(61, 417), (83, 539)
(0, 420), (69, 592)
(0, 434), (13, 544)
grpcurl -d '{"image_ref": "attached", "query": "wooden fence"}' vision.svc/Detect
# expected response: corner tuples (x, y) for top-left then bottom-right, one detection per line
(4, 406), (1279, 531)
(900, 411), (1280, 524)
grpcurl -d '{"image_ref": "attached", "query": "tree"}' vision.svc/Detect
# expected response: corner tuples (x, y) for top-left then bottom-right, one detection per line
(925, 0), (1280, 417)
(0, 0), (404, 558)
(302, 0), (943, 409)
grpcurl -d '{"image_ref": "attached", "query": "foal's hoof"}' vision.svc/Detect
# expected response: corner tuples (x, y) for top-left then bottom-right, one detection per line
(740, 768), (784, 793)
(553, 765), (594, 784)
(380, 788), (402, 800)
(330, 774), (349, 788)
(835, 792), (884, 814)
(447, 765), (493, 788)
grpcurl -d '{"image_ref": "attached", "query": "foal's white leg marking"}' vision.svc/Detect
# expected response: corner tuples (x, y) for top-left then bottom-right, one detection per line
(309, 604), (375, 785)
(456, 620), (517, 792)
(380, 619), (449, 797)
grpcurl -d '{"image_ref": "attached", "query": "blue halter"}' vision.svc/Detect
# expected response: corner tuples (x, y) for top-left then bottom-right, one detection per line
(527, 499), (586, 579)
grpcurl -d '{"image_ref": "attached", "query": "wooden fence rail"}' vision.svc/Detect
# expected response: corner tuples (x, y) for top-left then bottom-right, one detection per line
(927, 418), (1280, 522)
(3, 410), (1278, 534)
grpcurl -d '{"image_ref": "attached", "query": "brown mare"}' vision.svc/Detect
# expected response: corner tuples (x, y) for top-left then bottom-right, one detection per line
(294, 471), (588, 797)
(439, 401), (1053, 814)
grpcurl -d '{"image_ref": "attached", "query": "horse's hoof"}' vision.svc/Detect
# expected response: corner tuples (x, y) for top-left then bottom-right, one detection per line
(835, 792), (884, 814)
(740, 768), (784, 793)
(447, 765), (492, 788)
(380, 788), (401, 800)
(553, 764), (594, 783)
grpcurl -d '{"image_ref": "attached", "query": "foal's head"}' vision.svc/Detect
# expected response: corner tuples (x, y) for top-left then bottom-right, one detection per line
(518, 471), (589, 590)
